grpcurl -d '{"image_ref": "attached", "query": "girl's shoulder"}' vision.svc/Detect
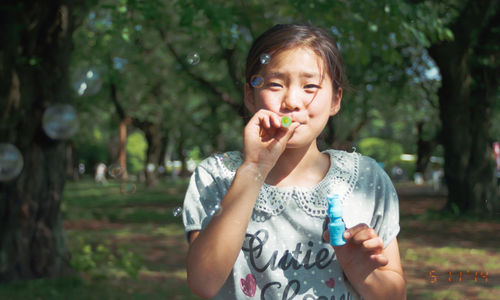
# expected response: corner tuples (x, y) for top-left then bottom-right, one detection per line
(324, 148), (381, 169)
(323, 148), (387, 182)
(196, 151), (243, 177)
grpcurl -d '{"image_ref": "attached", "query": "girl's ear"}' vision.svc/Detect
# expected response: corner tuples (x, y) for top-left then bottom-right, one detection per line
(330, 87), (343, 116)
(244, 83), (256, 113)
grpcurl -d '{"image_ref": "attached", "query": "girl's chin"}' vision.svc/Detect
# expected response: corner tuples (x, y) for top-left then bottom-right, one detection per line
(285, 137), (310, 149)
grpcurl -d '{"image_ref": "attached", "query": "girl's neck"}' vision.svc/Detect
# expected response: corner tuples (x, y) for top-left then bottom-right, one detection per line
(264, 141), (330, 188)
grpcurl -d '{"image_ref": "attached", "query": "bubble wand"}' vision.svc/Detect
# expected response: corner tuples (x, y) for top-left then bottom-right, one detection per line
(281, 116), (292, 128)
(327, 194), (346, 246)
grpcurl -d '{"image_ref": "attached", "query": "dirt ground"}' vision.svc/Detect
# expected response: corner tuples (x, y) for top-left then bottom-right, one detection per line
(396, 184), (500, 299)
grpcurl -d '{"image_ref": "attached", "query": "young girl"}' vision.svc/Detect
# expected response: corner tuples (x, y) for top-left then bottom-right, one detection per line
(182, 24), (406, 299)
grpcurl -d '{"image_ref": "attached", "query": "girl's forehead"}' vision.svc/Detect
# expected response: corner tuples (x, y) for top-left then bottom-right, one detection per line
(264, 47), (325, 74)
(261, 47), (329, 82)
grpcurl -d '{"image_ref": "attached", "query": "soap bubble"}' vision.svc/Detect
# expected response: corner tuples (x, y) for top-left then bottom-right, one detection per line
(173, 206), (183, 217)
(209, 204), (223, 217)
(0, 143), (24, 181)
(260, 53), (271, 64)
(42, 104), (79, 140)
(250, 75), (264, 88)
(120, 182), (136, 194)
(146, 163), (155, 173)
(108, 164), (123, 179)
(73, 68), (102, 96)
(186, 52), (200, 65)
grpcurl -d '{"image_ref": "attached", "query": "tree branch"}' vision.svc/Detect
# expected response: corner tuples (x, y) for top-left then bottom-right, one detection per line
(157, 27), (244, 117)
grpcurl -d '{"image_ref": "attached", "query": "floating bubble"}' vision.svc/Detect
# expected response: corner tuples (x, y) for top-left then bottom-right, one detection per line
(0, 143), (24, 182)
(209, 204), (223, 217)
(250, 75), (264, 88)
(108, 164), (123, 179)
(254, 172), (263, 181)
(120, 182), (136, 194)
(146, 163), (155, 173)
(186, 52), (200, 65)
(42, 104), (79, 140)
(260, 53), (271, 64)
(113, 57), (128, 71)
(72, 68), (102, 97)
(173, 206), (183, 217)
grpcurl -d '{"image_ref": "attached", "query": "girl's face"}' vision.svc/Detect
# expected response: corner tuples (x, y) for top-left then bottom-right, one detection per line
(245, 47), (342, 148)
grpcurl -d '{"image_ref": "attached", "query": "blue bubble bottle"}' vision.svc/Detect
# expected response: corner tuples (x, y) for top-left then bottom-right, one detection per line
(327, 194), (346, 246)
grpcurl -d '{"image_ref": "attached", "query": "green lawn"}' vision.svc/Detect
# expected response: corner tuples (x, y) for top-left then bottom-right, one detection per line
(0, 177), (202, 300)
(0, 178), (498, 299)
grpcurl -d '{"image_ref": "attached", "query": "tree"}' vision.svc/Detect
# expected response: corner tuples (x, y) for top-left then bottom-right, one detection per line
(425, 0), (500, 215)
(0, 1), (91, 282)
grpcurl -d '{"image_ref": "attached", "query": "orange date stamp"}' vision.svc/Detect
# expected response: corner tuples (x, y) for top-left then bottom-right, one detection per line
(428, 270), (489, 284)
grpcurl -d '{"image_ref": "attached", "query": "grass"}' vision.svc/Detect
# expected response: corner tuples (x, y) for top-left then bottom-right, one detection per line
(0, 178), (498, 299)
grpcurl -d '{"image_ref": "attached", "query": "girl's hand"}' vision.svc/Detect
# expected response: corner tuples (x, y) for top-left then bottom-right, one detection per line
(243, 109), (299, 176)
(323, 223), (388, 282)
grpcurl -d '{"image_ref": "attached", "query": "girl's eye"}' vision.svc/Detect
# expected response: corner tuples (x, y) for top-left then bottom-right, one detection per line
(269, 82), (283, 88)
(304, 84), (320, 89)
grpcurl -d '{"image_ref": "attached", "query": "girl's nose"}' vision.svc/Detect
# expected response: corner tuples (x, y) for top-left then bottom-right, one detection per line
(281, 88), (302, 111)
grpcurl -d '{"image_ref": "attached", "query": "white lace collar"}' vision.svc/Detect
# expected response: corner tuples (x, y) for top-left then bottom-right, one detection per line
(216, 150), (360, 218)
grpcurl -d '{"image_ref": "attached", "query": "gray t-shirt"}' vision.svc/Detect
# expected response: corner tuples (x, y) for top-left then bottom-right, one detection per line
(183, 149), (400, 300)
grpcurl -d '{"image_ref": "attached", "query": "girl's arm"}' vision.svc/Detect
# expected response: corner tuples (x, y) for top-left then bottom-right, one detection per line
(324, 224), (406, 300)
(186, 109), (299, 299)
(186, 161), (265, 299)
(357, 238), (406, 299)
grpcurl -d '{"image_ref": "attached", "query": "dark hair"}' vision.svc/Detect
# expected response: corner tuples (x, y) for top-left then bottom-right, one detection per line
(245, 24), (346, 91)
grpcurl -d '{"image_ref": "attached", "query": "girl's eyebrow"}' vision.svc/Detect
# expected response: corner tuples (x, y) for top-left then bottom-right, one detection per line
(268, 72), (286, 79)
(268, 71), (321, 79)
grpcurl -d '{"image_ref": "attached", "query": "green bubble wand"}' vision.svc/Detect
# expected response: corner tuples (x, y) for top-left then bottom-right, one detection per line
(281, 116), (292, 128)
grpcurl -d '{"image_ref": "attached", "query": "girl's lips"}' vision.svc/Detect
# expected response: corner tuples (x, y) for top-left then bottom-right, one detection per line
(280, 113), (306, 125)
(290, 112), (307, 124)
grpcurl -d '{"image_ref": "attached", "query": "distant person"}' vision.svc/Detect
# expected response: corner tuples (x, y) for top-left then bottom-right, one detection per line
(431, 165), (444, 192)
(94, 162), (107, 184)
(494, 142), (500, 186)
(182, 24), (405, 299)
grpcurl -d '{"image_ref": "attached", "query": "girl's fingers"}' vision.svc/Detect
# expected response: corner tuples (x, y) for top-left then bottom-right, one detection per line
(362, 237), (384, 253)
(345, 224), (378, 245)
(322, 230), (330, 243)
(370, 253), (389, 267)
(274, 122), (299, 144)
(270, 115), (281, 128)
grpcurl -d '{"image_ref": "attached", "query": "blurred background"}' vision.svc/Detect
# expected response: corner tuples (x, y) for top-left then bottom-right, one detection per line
(0, 0), (499, 299)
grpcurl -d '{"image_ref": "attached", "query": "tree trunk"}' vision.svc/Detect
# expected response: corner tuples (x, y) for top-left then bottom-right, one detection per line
(0, 1), (83, 282)
(415, 121), (437, 175)
(176, 131), (188, 177)
(118, 118), (129, 180)
(142, 122), (163, 187)
(428, 0), (499, 215)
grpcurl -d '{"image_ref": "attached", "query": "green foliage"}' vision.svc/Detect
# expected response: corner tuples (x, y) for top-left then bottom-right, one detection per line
(357, 137), (404, 169)
(62, 178), (187, 223)
(70, 238), (142, 279)
(126, 131), (147, 173)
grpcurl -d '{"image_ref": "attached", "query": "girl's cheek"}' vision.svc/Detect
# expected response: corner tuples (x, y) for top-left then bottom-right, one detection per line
(258, 92), (282, 111)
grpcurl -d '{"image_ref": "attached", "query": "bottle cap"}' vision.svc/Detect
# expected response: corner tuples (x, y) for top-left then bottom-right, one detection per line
(327, 194), (342, 218)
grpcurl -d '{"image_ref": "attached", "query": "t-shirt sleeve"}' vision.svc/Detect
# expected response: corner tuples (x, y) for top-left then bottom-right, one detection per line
(369, 159), (400, 248)
(182, 156), (225, 241)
